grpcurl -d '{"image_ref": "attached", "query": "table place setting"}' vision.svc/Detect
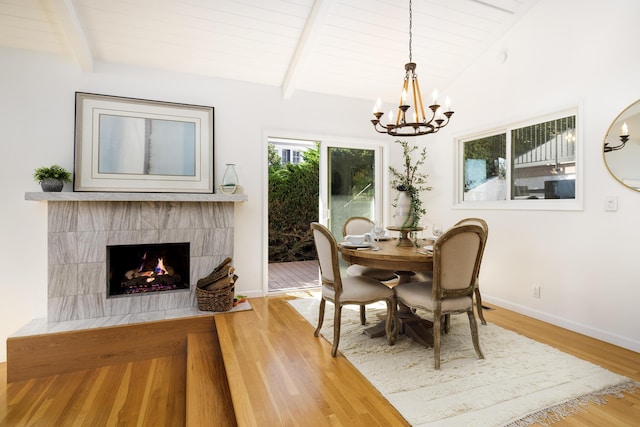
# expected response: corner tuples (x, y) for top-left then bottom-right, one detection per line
(339, 233), (374, 249)
(339, 224), (396, 251)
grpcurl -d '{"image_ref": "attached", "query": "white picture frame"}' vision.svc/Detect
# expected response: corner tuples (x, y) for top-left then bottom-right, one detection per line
(74, 92), (214, 193)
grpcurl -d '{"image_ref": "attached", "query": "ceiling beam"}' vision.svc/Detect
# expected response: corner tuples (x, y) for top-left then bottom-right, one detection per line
(281, 0), (334, 99)
(46, 0), (93, 71)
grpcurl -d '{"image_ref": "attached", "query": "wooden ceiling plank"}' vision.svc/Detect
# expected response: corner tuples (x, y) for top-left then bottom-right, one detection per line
(281, 0), (334, 99)
(46, 0), (93, 71)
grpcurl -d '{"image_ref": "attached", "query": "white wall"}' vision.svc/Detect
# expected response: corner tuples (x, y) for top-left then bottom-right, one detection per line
(0, 48), (382, 362)
(424, 0), (640, 352)
(1, 0), (639, 363)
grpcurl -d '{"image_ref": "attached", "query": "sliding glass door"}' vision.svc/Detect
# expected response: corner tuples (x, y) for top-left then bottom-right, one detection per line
(320, 141), (384, 238)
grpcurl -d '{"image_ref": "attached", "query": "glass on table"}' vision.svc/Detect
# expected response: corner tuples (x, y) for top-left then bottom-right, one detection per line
(419, 219), (429, 240)
(371, 222), (384, 249)
(432, 223), (443, 238)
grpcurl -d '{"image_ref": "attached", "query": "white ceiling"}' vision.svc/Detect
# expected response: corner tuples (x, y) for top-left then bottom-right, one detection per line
(0, 0), (539, 104)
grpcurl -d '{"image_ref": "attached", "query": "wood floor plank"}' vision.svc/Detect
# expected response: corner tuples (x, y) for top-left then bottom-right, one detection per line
(186, 332), (237, 427)
(106, 362), (134, 426)
(216, 297), (410, 426)
(0, 356), (186, 426)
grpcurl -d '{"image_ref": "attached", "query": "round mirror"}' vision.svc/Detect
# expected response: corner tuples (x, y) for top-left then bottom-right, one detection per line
(603, 99), (640, 191)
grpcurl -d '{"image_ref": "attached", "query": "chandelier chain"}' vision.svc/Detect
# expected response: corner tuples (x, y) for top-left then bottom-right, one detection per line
(409, 0), (413, 62)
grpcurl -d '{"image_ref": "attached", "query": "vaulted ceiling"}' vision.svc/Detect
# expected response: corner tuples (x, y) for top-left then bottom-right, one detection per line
(0, 0), (539, 103)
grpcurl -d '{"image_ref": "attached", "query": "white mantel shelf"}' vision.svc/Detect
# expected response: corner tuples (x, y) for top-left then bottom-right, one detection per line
(25, 192), (248, 202)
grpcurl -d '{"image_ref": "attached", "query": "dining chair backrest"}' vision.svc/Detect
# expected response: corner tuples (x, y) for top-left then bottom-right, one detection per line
(342, 216), (373, 237)
(453, 217), (489, 324)
(453, 218), (488, 272)
(454, 217), (488, 236)
(311, 222), (341, 291)
(434, 224), (485, 297)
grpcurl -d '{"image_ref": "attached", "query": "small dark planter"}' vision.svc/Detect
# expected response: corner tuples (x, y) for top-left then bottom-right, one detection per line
(41, 178), (64, 192)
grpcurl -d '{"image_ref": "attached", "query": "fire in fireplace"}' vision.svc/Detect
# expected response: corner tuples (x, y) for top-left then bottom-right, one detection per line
(107, 242), (190, 297)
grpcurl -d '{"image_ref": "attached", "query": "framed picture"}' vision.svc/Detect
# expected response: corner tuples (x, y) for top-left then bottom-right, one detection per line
(74, 92), (214, 193)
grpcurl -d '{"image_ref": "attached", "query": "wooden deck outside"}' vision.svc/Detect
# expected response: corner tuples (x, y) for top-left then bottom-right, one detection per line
(268, 260), (320, 291)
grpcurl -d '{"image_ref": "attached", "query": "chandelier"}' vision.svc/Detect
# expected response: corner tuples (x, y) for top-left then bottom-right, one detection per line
(371, 0), (454, 137)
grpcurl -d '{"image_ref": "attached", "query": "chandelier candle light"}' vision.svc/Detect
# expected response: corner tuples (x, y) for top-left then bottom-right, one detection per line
(371, 0), (454, 137)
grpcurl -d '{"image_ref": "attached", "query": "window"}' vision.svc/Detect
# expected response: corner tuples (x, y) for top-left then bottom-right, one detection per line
(281, 149), (291, 164)
(457, 109), (580, 210)
(292, 150), (301, 164)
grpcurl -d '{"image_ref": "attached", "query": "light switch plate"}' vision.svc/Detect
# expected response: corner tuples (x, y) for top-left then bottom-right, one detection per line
(605, 196), (618, 211)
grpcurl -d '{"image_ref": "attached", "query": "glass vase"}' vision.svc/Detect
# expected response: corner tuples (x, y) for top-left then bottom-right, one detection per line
(221, 163), (238, 194)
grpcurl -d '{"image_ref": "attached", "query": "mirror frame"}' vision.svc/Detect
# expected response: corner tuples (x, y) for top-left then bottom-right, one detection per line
(603, 98), (640, 191)
(74, 92), (215, 193)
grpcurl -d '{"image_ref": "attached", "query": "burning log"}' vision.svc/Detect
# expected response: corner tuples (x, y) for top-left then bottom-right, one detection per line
(125, 265), (175, 280)
(121, 253), (182, 292)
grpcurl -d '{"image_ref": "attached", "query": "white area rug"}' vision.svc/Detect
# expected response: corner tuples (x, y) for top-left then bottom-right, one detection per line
(288, 295), (639, 427)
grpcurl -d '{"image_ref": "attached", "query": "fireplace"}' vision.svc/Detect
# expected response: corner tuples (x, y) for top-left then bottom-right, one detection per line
(107, 242), (190, 297)
(25, 192), (246, 323)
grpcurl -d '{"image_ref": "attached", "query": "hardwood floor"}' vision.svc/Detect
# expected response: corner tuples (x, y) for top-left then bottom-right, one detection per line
(1, 295), (638, 426)
(215, 296), (407, 426)
(0, 354), (187, 426)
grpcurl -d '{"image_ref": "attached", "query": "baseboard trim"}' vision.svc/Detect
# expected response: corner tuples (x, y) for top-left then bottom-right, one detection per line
(483, 296), (640, 353)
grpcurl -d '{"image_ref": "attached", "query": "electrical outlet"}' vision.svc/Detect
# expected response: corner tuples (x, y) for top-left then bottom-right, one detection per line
(605, 196), (618, 211)
(532, 285), (541, 298)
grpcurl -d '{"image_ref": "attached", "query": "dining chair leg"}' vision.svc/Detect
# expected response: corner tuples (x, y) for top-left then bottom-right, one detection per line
(467, 310), (484, 360)
(359, 305), (366, 325)
(314, 298), (326, 337)
(433, 310), (442, 370)
(385, 299), (396, 346)
(475, 286), (487, 325)
(331, 304), (342, 357)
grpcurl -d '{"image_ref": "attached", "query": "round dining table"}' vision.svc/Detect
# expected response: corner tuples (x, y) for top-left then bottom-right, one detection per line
(339, 237), (436, 347)
(340, 237), (433, 274)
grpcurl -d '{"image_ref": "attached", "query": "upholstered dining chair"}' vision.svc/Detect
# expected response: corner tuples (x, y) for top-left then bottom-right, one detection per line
(342, 216), (398, 325)
(454, 217), (489, 325)
(342, 217), (397, 281)
(311, 222), (396, 357)
(394, 223), (486, 369)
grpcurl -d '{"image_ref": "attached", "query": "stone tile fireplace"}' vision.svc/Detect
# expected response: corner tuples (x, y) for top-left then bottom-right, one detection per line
(26, 192), (247, 323)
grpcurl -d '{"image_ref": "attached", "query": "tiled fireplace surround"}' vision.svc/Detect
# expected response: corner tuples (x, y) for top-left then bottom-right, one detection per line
(26, 192), (247, 323)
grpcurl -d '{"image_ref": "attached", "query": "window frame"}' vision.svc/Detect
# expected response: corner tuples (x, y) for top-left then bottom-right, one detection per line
(454, 107), (583, 211)
(280, 148), (291, 164)
(292, 150), (301, 164)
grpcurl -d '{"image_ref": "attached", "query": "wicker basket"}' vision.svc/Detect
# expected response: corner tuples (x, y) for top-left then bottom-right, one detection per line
(196, 283), (234, 312)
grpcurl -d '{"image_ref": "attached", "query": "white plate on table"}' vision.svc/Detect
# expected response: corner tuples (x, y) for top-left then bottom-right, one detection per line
(422, 245), (433, 252)
(340, 241), (373, 249)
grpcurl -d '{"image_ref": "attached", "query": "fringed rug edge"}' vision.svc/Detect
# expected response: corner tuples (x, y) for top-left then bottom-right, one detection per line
(504, 379), (640, 427)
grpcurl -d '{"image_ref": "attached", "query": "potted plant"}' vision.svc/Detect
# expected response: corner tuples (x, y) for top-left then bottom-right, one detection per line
(33, 164), (72, 192)
(389, 140), (431, 229)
